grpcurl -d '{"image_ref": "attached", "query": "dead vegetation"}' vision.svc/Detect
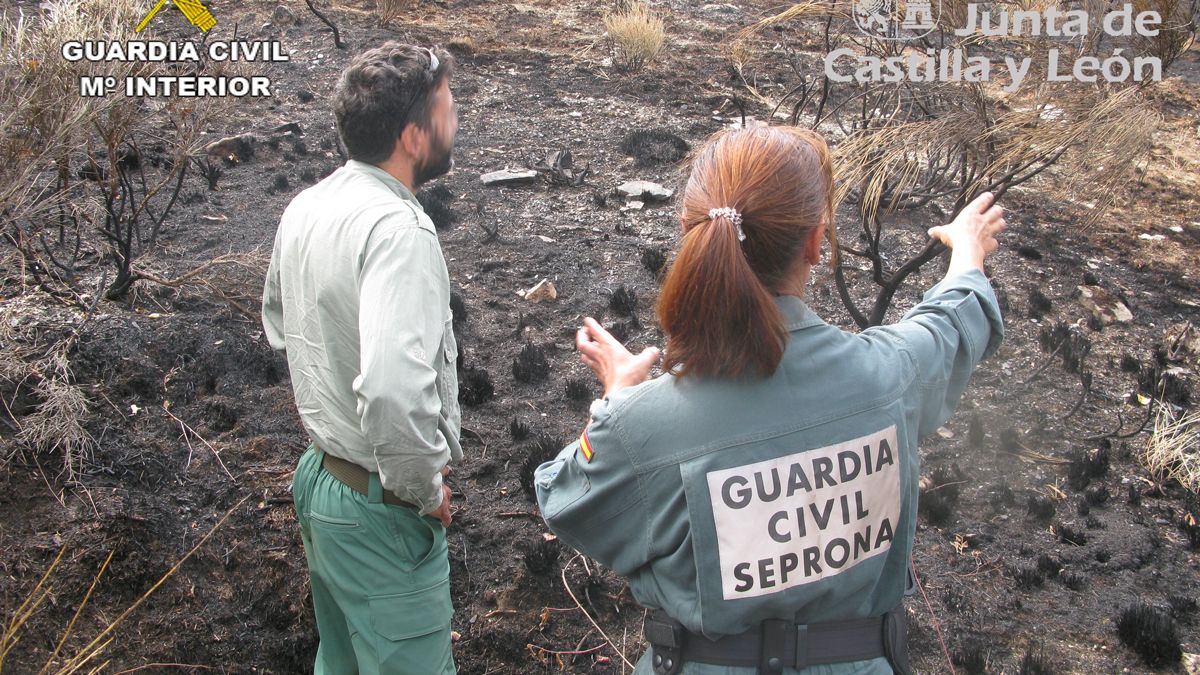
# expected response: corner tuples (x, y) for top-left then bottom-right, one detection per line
(0, 497), (247, 674)
(0, 314), (94, 484)
(730, 0), (1192, 326)
(133, 252), (270, 320)
(602, 1), (664, 73)
(0, 1), (1196, 672)
(0, 1), (261, 479)
(1, 0), (242, 302)
(373, 0), (418, 26)
(1142, 404), (1200, 493)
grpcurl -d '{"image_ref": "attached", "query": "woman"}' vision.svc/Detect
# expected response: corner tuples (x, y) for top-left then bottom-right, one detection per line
(535, 126), (1004, 675)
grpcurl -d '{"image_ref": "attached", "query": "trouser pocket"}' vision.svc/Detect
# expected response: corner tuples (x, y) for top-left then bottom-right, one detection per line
(386, 502), (444, 571)
(308, 511), (361, 530)
(368, 578), (455, 674)
(293, 445), (320, 535)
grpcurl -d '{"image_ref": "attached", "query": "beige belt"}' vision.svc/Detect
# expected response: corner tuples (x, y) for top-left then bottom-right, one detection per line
(320, 451), (413, 508)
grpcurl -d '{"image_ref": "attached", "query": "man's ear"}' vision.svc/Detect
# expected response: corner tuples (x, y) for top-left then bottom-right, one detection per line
(397, 123), (424, 160)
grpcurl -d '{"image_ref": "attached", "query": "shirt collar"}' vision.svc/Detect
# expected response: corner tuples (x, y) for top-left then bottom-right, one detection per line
(775, 295), (826, 332)
(345, 159), (419, 204)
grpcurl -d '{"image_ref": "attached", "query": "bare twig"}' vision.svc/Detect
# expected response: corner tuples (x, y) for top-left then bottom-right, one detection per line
(39, 551), (115, 675)
(133, 253), (267, 320)
(1062, 371), (1093, 420)
(1020, 340), (1069, 386)
(1082, 404), (1155, 442)
(561, 555), (635, 670)
(911, 557), (957, 675)
(497, 511), (540, 519)
(527, 643), (604, 657)
(304, 0), (346, 49)
(111, 665), (216, 674)
(160, 404), (234, 480)
(56, 495), (251, 674)
(0, 548), (67, 668)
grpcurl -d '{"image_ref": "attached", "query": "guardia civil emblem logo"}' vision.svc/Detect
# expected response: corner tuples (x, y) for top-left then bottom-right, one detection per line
(136, 0), (218, 33)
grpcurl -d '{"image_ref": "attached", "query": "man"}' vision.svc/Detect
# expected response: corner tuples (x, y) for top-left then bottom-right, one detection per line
(262, 42), (461, 674)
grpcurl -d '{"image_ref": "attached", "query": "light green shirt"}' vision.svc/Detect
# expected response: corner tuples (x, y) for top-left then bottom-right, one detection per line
(263, 160), (461, 516)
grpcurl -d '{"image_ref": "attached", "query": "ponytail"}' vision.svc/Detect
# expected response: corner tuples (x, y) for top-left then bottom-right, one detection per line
(656, 213), (786, 379)
(656, 126), (833, 380)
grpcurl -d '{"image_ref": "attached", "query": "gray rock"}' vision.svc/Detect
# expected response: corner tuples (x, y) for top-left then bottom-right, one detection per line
(272, 4), (297, 26)
(1077, 285), (1132, 324)
(204, 133), (257, 163)
(480, 169), (539, 187)
(617, 180), (673, 201)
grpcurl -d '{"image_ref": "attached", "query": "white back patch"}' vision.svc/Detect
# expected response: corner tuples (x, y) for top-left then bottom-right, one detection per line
(705, 426), (901, 600)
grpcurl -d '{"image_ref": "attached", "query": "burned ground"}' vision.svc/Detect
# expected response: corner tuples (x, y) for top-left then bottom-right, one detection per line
(1, 0), (1199, 673)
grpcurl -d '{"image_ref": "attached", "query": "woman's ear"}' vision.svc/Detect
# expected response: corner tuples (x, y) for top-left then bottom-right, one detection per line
(805, 223), (824, 265)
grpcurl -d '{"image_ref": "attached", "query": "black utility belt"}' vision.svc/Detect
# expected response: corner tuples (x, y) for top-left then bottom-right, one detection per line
(644, 605), (909, 675)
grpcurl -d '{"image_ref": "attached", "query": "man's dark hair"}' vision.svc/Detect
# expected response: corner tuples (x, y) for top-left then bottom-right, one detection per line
(334, 42), (454, 165)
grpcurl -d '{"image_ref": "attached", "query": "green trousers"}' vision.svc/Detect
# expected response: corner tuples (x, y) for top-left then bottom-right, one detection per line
(293, 446), (456, 674)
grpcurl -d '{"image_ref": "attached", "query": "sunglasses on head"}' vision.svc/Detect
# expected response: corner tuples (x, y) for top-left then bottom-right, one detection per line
(399, 47), (440, 128)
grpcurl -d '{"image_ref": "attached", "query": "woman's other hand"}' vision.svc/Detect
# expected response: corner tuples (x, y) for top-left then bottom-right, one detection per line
(927, 191), (1006, 277)
(576, 317), (661, 398)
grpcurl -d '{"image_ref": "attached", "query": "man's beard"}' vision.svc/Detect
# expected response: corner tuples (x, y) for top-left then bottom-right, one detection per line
(414, 133), (454, 188)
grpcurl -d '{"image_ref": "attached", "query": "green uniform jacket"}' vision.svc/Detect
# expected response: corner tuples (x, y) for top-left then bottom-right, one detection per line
(536, 269), (1002, 673)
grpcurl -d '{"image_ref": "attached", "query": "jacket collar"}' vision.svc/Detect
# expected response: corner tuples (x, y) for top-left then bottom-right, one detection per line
(776, 295), (826, 332)
(345, 159), (419, 204)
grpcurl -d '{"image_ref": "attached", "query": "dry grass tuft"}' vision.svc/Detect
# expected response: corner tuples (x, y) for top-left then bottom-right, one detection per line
(735, 0), (846, 38)
(1, 326), (94, 481)
(16, 374), (95, 481)
(1142, 405), (1200, 494)
(375, 0), (418, 26)
(603, 1), (664, 73)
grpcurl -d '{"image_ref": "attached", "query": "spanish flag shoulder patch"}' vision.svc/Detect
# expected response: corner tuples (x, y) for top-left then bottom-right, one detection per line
(578, 431), (595, 463)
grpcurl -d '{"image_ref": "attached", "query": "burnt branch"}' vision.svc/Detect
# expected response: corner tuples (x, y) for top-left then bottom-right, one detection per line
(305, 0), (346, 49)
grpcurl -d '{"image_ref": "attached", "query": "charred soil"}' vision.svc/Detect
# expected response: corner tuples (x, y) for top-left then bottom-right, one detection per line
(1, 1), (1199, 673)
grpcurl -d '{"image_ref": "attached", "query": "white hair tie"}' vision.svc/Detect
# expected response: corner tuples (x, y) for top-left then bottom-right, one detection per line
(708, 207), (746, 241)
